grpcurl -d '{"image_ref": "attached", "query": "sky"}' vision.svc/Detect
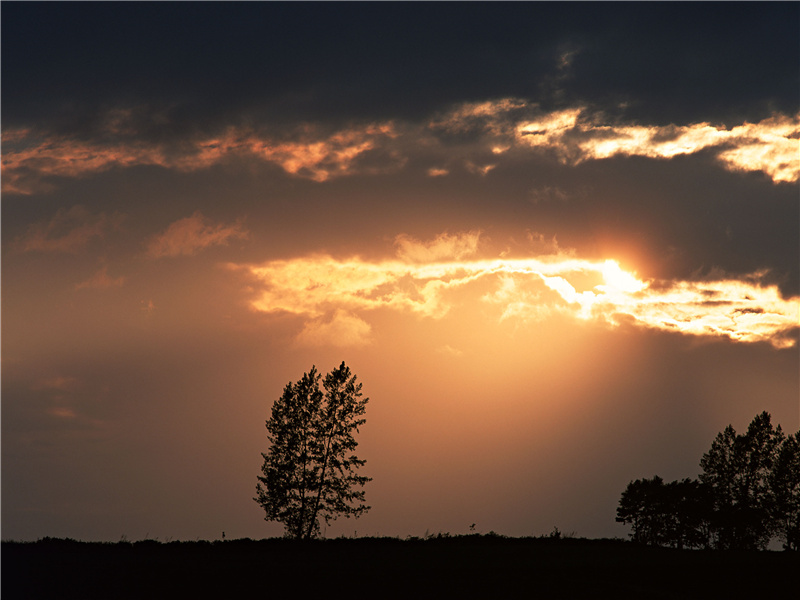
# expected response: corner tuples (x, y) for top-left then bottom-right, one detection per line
(2, 2), (798, 542)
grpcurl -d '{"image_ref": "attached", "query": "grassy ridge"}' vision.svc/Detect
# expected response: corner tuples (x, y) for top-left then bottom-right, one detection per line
(3, 535), (797, 599)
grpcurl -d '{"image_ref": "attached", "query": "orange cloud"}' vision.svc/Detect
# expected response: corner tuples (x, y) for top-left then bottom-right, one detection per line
(3, 104), (795, 193)
(1, 122), (402, 193)
(0, 129), (166, 194)
(14, 206), (123, 253)
(516, 109), (800, 183)
(145, 212), (248, 258)
(235, 236), (799, 349)
(246, 123), (400, 182)
(429, 98), (529, 136)
(394, 231), (481, 263)
(75, 266), (126, 290)
(294, 310), (372, 348)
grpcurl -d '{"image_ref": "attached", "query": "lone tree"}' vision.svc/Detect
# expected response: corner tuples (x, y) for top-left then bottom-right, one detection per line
(255, 362), (371, 539)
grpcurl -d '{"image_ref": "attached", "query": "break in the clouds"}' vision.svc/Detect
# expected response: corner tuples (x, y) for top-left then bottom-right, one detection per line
(235, 233), (799, 349)
(2, 103), (797, 195)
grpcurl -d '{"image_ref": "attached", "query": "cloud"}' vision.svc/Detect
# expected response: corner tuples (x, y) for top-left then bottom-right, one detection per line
(145, 212), (248, 258)
(248, 123), (402, 182)
(235, 235), (799, 348)
(715, 115), (800, 184)
(0, 128), (166, 194)
(75, 266), (126, 290)
(428, 98), (530, 136)
(516, 110), (800, 183)
(3, 103), (796, 195)
(464, 161), (496, 176)
(294, 310), (372, 348)
(528, 186), (571, 205)
(13, 206), (123, 253)
(26, 375), (108, 432)
(32, 376), (80, 391)
(394, 231), (481, 263)
(29, 376), (103, 425)
(1, 121), (403, 194)
(607, 278), (799, 348)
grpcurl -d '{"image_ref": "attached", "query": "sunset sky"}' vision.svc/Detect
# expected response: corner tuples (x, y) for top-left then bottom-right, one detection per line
(2, 3), (798, 542)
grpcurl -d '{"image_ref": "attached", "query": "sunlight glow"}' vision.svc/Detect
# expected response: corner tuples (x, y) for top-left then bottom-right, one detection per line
(600, 260), (647, 294)
(233, 241), (798, 349)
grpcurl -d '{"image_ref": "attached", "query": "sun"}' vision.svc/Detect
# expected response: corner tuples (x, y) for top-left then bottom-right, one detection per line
(598, 259), (646, 294)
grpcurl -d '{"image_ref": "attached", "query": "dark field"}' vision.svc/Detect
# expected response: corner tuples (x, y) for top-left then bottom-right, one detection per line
(3, 535), (797, 599)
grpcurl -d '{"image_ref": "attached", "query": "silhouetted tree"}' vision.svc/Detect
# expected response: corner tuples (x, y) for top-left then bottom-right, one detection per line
(699, 412), (784, 550)
(618, 412), (798, 550)
(255, 362), (371, 539)
(769, 431), (800, 550)
(616, 476), (666, 546)
(616, 476), (711, 549)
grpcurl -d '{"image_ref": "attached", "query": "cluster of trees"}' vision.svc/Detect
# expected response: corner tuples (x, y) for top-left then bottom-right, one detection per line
(617, 412), (800, 550)
(255, 362), (371, 540)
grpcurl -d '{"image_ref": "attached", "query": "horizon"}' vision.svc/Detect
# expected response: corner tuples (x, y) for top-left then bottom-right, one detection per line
(2, 2), (798, 543)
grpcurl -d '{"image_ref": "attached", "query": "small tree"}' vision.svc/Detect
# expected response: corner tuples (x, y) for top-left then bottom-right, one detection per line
(255, 362), (371, 539)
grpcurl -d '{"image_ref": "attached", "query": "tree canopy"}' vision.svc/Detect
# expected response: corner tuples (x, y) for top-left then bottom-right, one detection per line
(255, 362), (371, 539)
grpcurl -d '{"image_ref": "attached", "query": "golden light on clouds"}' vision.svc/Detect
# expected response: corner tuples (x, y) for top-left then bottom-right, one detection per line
(517, 110), (800, 182)
(3, 102), (796, 194)
(1, 122), (401, 193)
(235, 234), (798, 349)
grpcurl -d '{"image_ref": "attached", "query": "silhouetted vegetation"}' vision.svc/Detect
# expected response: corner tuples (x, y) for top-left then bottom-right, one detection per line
(4, 535), (797, 599)
(617, 412), (800, 550)
(254, 362), (370, 539)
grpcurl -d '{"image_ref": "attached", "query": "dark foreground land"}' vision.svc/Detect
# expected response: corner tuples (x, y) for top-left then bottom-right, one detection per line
(3, 535), (797, 599)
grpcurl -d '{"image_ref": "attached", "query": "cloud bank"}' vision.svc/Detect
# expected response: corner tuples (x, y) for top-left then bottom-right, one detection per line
(235, 234), (799, 349)
(3, 103), (797, 195)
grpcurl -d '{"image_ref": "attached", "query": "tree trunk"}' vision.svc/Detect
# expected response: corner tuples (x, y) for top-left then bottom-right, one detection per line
(305, 418), (337, 539)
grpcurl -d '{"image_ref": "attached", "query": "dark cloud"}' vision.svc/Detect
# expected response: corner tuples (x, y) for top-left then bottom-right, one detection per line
(566, 3), (800, 124)
(3, 3), (796, 135)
